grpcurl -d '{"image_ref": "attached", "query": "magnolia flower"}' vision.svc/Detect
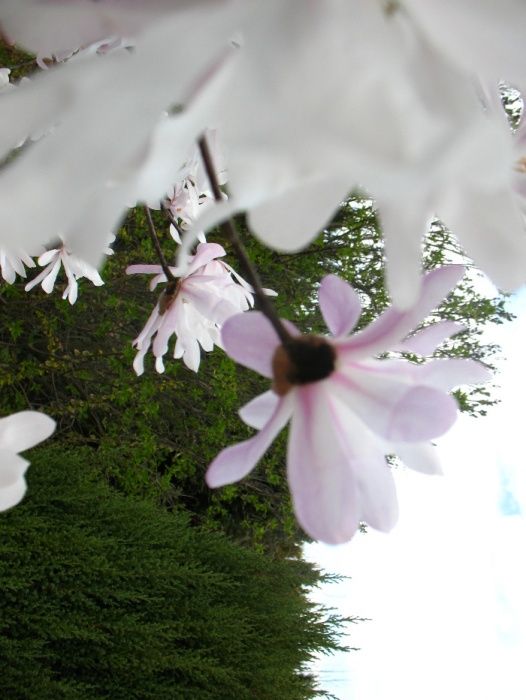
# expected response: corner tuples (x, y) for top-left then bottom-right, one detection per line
(0, 411), (56, 511)
(25, 242), (107, 304)
(127, 242), (268, 373)
(0, 247), (37, 284)
(206, 265), (491, 544)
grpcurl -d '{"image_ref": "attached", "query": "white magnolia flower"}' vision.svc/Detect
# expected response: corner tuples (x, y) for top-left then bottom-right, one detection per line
(25, 243), (106, 304)
(0, 247), (38, 284)
(0, 411), (56, 512)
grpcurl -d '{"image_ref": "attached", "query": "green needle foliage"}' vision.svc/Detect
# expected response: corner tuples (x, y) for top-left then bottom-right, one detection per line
(0, 447), (348, 700)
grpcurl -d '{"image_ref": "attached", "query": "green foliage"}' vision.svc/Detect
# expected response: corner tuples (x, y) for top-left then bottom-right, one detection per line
(0, 447), (347, 700)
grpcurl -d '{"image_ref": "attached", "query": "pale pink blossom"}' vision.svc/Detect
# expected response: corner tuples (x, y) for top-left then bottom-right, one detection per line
(127, 242), (271, 373)
(25, 241), (108, 304)
(206, 265), (491, 544)
(0, 411), (56, 512)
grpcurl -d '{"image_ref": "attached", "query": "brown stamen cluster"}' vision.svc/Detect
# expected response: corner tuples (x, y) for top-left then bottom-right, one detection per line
(272, 336), (336, 396)
(158, 279), (181, 315)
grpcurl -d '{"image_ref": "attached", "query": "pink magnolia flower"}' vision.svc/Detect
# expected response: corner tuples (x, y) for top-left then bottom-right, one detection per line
(0, 411), (56, 511)
(127, 242), (272, 373)
(206, 265), (491, 544)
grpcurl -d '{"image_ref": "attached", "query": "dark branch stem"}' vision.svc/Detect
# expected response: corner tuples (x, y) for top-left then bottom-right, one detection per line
(143, 206), (176, 282)
(198, 135), (292, 345)
(161, 203), (184, 240)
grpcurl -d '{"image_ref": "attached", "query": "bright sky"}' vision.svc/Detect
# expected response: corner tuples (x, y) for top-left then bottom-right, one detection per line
(305, 289), (526, 700)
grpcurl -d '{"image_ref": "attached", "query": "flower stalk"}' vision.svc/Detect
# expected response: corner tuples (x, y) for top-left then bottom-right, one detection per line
(198, 135), (292, 346)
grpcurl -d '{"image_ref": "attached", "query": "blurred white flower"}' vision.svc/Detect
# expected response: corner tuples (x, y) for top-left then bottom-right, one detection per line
(24, 240), (110, 303)
(0, 411), (56, 512)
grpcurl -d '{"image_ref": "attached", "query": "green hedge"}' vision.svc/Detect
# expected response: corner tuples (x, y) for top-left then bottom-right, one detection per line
(0, 447), (346, 699)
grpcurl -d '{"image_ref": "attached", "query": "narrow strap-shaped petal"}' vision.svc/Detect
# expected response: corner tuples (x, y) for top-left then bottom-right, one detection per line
(395, 320), (466, 355)
(318, 274), (362, 338)
(287, 384), (361, 544)
(239, 390), (280, 429)
(337, 265), (465, 359)
(206, 394), (293, 488)
(186, 242), (226, 276)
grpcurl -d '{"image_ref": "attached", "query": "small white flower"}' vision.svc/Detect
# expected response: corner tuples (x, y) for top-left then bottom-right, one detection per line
(0, 247), (38, 284)
(25, 241), (107, 304)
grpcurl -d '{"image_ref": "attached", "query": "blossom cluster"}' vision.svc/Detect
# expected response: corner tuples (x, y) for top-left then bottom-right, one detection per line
(0, 2), (521, 538)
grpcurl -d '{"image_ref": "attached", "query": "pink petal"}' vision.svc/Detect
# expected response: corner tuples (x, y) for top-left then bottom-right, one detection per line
(221, 311), (281, 378)
(318, 274), (362, 338)
(0, 411), (56, 453)
(206, 394), (293, 488)
(395, 320), (466, 355)
(338, 265), (465, 359)
(419, 358), (492, 391)
(287, 385), (360, 544)
(331, 369), (458, 442)
(186, 242), (226, 276)
(126, 264), (163, 276)
(238, 390), (280, 429)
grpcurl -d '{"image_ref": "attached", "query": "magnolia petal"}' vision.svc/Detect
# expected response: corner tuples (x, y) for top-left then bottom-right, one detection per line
(395, 442), (442, 475)
(396, 320), (466, 355)
(206, 394), (293, 488)
(420, 358), (492, 391)
(247, 175), (351, 253)
(0, 450), (29, 512)
(318, 274), (362, 338)
(186, 242), (226, 276)
(331, 370), (458, 442)
(444, 188), (526, 293)
(379, 198), (427, 310)
(287, 385), (360, 544)
(221, 311), (281, 378)
(239, 390), (280, 430)
(0, 411), (56, 453)
(338, 265), (465, 359)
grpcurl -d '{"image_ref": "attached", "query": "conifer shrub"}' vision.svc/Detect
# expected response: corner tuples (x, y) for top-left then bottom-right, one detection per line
(0, 447), (345, 699)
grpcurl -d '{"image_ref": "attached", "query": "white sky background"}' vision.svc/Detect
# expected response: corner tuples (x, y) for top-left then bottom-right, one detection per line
(305, 288), (526, 700)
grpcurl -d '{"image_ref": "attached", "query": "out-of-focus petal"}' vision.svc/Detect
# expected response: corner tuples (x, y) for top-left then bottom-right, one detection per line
(395, 320), (466, 355)
(239, 390), (280, 430)
(318, 274), (362, 338)
(0, 450), (29, 512)
(419, 358), (492, 391)
(0, 411), (56, 453)
(331, 370), (458, 442)
(206, 394), (293, 488)
(221, 311), (281, 378)
(395, 442), (442, 475)
(338, 265), (465, 358)
(287, 385), (360, 544)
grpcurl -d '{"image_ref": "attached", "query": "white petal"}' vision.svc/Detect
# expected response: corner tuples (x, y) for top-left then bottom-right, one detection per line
(0, 450), (28, 512)
(0, 411), (56, 453)
(395, 442), (442, 475)
(318, 274), (362, 338)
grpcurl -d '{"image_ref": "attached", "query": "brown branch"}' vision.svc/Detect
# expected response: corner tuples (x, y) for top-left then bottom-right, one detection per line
(143, 206), (176, 283)
(198, 135), (292, 345)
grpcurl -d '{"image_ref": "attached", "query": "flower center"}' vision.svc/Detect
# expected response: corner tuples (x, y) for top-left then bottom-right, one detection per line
(272, 336), (336, 396)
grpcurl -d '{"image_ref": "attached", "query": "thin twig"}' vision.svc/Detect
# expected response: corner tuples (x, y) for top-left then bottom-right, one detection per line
(143, 206), (176, 283)
(198, 136), (292, 345)
(161, 203), (185, 240)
